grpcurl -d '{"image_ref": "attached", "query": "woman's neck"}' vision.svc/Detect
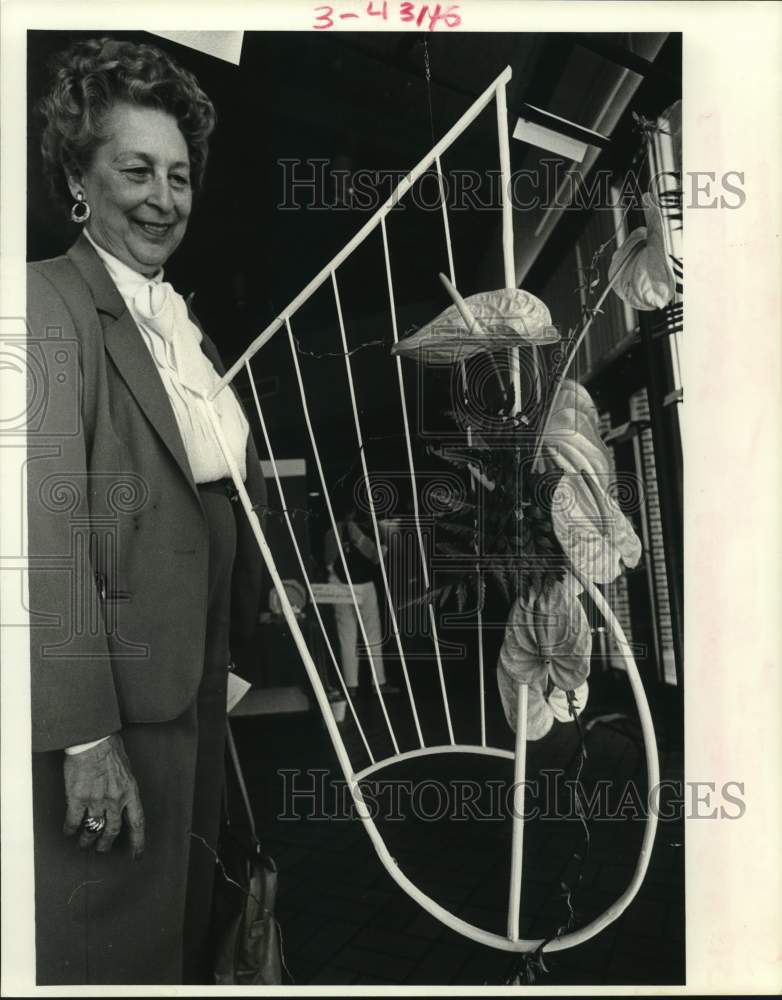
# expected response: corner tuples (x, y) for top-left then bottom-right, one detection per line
(83, 226), (160, 279)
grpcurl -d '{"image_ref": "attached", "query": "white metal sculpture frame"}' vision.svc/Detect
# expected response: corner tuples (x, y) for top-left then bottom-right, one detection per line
(206, 66), (660, 953)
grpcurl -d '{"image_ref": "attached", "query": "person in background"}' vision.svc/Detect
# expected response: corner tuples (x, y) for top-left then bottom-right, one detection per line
(323, 500), (399, 697)
(27, 37), (267, 985)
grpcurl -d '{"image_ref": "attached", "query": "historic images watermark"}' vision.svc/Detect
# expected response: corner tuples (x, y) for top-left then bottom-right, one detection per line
(276, 768), (746, 823)
(277, 159), (746, 213)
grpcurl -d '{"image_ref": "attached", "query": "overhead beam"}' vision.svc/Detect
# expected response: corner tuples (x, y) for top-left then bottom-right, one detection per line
(569, 32), (677, 87)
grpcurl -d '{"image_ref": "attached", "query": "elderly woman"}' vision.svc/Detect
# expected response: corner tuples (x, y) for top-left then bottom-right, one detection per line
(27, 37), (266, 985)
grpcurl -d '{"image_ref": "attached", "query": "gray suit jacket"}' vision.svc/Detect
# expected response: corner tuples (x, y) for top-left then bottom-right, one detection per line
(27, 233), (267, 752)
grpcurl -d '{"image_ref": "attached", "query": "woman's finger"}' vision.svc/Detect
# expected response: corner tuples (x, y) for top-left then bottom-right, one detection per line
(94, 803), (123, 854)
(63, 797), (87, 837)
(124, 786), (146, 860)
(77, 801), (107, 850)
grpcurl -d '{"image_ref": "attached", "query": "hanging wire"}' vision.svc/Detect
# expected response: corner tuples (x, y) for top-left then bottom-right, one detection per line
(554, 692), (592, 938)
(249, 502), (314, 522)
(290, 331), (389, 360)
(422, 38), (437, 149)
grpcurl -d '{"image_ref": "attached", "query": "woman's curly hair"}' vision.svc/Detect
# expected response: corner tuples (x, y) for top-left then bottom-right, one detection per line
(39, 37), (217, 207)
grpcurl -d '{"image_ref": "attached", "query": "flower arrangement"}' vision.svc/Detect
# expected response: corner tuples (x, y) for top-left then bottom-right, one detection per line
(393, 196), (673, 741)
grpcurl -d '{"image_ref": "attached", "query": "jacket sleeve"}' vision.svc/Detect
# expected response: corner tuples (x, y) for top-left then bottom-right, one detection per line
(26, 266), (122, 752)
(229, 428), (267, 660)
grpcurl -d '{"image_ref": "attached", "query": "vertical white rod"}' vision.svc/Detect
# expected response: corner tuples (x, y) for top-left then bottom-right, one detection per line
(434, 156), (487, 746)
(330, 271), (424, 749)
(435, 269), (500, 748)
(381, 217), (432, 592)
(435, 154), (456, 285)
(507, 682), (529, 941)
(245, 359), (375, 764)
(285, 319), (399, 754)
(475, 567), (486, 747)
(495, 79), (524, 415)
(457, 362), (488, 749)
(203, 399), (365, 802)
(380, 218), (455, 744)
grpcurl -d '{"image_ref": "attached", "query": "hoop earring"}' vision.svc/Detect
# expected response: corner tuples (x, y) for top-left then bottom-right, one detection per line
(70, 192), (91, 224)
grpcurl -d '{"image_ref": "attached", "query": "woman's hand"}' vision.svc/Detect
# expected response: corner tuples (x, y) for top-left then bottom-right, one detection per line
(63, 733), (145, 859)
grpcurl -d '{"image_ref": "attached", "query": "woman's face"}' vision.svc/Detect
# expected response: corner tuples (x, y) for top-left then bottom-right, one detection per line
(69, 102), (193, 276)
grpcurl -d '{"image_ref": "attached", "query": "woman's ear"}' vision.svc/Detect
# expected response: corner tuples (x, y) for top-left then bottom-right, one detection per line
(65, 169), (85, 201)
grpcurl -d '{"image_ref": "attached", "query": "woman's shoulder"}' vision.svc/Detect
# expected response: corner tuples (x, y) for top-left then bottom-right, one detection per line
(27, 245), (100, 323)
(28, 249), (80, 291)
(27, 250), (97, 344)
(27, 254), (72, 313)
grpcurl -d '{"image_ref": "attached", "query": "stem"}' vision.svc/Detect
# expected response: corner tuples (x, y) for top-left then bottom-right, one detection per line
(439, 272), (508, 401)
(531, 248), (643, 472)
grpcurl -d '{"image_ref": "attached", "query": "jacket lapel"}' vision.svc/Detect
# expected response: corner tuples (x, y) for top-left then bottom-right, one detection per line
(187, 306), (248, 416)
(67, 234), (199, 497)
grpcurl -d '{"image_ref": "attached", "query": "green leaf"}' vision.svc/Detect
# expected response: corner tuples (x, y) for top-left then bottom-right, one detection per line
(437, 520), (478, 540)
(489, 566), (511, 604)
(398, 584), (451, 611)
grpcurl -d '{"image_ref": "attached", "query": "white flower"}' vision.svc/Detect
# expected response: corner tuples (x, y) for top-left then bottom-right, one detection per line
(542, 380), (642, 584)
(497, 577), (591, 740)
(391, 287), (559, 366)
(608, 192), (676, 312)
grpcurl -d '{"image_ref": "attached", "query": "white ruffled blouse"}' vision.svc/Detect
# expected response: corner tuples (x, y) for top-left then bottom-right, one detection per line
(84, 229), (249, 484)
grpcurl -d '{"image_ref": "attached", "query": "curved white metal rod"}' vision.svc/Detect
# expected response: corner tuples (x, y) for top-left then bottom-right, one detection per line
(207, 361), (659, 956)
(213, 411), (660, 950)
(354, 577), (660, 953)
(354, 744), (516, 781)
(551, 574), (660, 948)
(212, 402), (659, 952)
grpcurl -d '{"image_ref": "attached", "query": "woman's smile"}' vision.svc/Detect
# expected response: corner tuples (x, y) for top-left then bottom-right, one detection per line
(132, 218), (176, 240)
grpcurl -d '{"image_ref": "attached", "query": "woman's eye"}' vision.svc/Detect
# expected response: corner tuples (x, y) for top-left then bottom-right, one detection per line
(124, 168), (150, 180)
(170, 174), (191, 189)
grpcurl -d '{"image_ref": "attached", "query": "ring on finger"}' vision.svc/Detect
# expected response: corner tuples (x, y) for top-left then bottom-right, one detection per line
(83, 814), (106, 835)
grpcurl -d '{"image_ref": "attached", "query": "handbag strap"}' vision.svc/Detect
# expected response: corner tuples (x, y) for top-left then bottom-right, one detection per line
(225, 718), (258, 842)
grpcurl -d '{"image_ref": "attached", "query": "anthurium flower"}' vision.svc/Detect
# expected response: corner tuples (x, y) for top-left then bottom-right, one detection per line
(544, 379), (611, 473)
(497, 577), (592, 739)
(542, 380), (642, 584)
(391, 286), (560, 366)
(608, 191), (676, 312)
